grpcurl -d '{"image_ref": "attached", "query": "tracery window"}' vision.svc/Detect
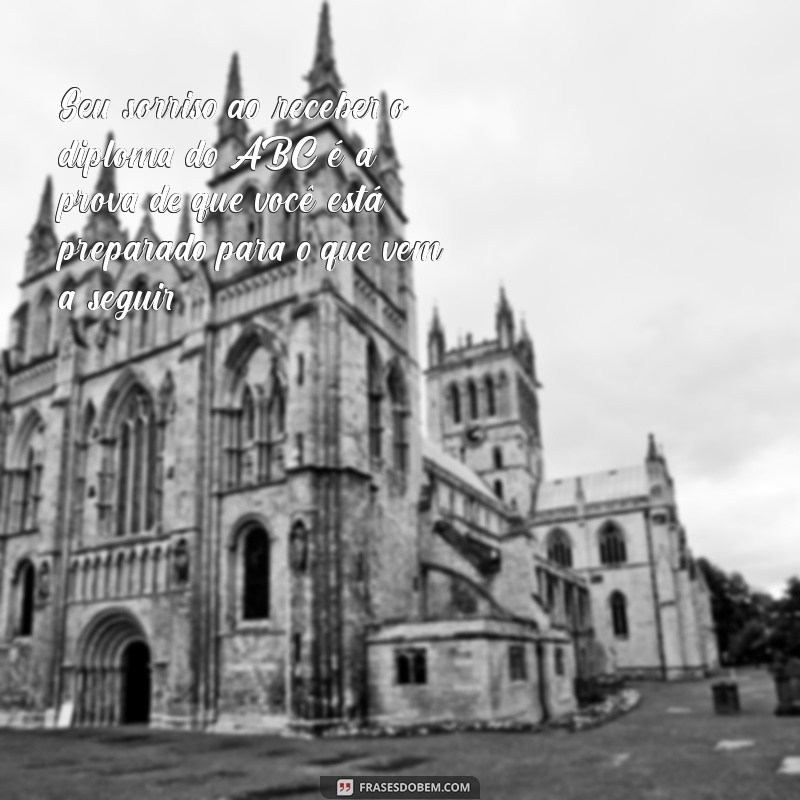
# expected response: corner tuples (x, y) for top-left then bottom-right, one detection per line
(395, 648), (427, 685)
(547, 529), (573, 568)
(223, 367), (286, 488)
(367, 341), (382, 461)
(113, 387), (157, 536)
(599, 522), (627, 565)
(387, 362), (408, 474)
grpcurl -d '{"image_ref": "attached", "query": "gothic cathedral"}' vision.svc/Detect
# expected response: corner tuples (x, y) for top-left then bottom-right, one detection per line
(0, 4), (717, 732)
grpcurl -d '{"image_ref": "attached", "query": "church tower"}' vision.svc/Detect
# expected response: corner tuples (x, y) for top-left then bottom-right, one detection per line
(201, 1), (422, 728)
(425, 287), (543, 516)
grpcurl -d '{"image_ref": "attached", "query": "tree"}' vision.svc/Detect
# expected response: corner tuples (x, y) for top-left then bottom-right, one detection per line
(768, 576), (800, 660)
(696, 557), (774, 665)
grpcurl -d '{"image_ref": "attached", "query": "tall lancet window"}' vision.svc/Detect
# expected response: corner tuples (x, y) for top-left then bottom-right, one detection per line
(484, 374), (496, 416)
(467, 379), (479, 420)
(114, 387), (157, 536)
(224, 364), (286, 489)
(11, 303), (29, 361)
(14, 560), (35, 637)
(387, 362), (408, 474)
(243, 526), (270, 620)
(258, 365), (286, 483)
(448, 383), (461, 424)
(599, 521), (627, 565)
(610, 591), (629, 638)
(367, 341), (383, 461)
(4, 418), (45, 534)
(35, 290), (54, 358)
(274, 174), (299, 248)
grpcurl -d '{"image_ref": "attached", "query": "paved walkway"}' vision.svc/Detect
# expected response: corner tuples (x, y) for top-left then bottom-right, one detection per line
(0, 669), (797, 799)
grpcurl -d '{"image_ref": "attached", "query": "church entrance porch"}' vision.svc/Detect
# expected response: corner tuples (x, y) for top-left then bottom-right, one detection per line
(73, 609), (151, 726)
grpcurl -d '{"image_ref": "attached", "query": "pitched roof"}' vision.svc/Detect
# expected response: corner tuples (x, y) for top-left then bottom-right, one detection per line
(422, 439), (499, 504)
(536, 465), (650, 511)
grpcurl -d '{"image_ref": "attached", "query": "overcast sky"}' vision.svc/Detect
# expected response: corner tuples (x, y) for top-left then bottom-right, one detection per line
(1, 1), (798, 594)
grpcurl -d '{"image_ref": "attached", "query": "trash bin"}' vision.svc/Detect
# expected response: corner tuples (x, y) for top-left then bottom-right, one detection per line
(711, 681), (741, 714)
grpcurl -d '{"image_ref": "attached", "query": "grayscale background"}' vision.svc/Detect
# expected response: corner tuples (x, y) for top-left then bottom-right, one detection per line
(0, 0), (797, 593)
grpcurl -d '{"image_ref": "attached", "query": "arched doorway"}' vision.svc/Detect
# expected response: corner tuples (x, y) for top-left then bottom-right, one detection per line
(121, 641), (151, 724)
(74, 608), (152, 727)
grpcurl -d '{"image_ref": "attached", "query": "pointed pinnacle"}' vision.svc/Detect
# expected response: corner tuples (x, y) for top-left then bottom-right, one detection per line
(378, 91), (397, 158)
(37, 176), (54, 228)
(225, 52), (243, 105)
(137, 196), (158, 240)
(176, 194), (192, 241)
(306, 1), (342, 95)
(430, 305), (442, 332)
(95, 132), (117, 199)
(219, 53), (248, 141)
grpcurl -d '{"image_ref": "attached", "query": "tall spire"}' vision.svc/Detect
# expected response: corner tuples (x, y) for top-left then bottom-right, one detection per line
(377, 92), (398, 162)
(376, 91), (403, 204)
(95, 131), (117, 200)
(136, 195), (159, 241)
(427, 306), (446, 368)
(218, 53), (249, 143)
(176, 194), (193, 242)
(26, 176), (57, 270)
(496, 285), (515, 348)
(646, 432), (659, 463)
(305, 2), (342, 100)
(84, 133), (122, 242)
(34, 176), (54, 230)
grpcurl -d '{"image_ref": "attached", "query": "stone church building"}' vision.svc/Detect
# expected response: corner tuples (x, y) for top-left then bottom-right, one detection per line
(0, 4), (716, 731)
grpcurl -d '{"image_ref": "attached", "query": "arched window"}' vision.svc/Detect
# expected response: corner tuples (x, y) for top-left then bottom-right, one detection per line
(225, 366), (286, 489)
(19, 447), (41, 532)
(113, 387), (157, 536)
(448, 383), (461, 425)
(599, 522), (627, 565)
(14, 560), (35, 637)
(242, 385), (256, 442)
(484, 375), (496, 416)
(34, 290), (54, 358)
(5, 412), (45, 534)
(11, 303), (28, 360)
(348, 181), (371, 242)
(243, 527), (270, 620)
(367, 341), (382, 461)
(242, 187), (261, 241)
(492, 446), (503, 469)
(376, 213), (397, 299)
(387, 362), (408, 473)
(261, 369), (286, 481)
(395, 648), (427, 685)
(496, 371), (509, 416)
(467, 379), (479, 420)
(610, 591), (629, 638)
(274, 174), (299, 248)
(493, 479), (504, 500)
(547, 528), (573, 568)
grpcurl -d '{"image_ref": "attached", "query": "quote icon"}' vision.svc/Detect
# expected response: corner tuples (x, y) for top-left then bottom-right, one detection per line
(336, 778), (354, 796)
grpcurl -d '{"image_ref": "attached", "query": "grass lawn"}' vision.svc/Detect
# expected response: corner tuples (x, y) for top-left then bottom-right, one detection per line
(0, 668), (796, 800)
